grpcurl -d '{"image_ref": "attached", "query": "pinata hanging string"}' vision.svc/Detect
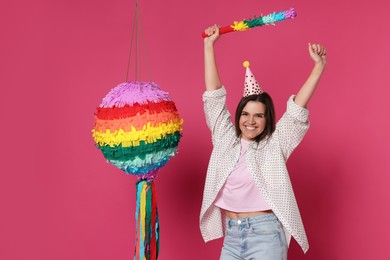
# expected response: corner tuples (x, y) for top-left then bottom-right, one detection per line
(126, 0), (151, 82)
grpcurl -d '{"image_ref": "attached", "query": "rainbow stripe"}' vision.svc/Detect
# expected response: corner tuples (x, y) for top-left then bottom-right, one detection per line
(92, 81), (183, 176)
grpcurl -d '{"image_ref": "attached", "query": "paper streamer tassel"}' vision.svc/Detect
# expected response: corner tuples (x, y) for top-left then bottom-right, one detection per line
(135, 179), (159, 260)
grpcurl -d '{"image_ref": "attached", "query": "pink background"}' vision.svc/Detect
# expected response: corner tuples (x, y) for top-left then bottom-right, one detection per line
(1, 0), (389, 259)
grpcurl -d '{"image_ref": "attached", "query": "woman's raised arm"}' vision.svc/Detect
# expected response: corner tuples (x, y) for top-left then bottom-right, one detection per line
(204, 25), (223, 92)
(294, 43), (327, 107)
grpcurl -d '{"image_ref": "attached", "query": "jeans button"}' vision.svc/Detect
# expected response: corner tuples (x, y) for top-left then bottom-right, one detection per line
(237, 220), (241, 224)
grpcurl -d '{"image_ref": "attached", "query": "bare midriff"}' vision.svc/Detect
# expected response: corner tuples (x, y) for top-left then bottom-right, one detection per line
(224, 209), (273, 219)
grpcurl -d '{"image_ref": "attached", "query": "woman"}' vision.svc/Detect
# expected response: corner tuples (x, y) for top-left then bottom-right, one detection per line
(200, 25), (326, 259)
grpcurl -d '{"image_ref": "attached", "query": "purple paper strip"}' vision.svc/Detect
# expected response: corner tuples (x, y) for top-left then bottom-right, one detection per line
(100, 81), (172, 108)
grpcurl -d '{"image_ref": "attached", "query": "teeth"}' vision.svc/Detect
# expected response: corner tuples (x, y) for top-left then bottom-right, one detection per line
(246, 126), (255, 130)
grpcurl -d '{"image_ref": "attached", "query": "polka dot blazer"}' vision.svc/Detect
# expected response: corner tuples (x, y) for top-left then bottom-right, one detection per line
(200, 87), (310, 253)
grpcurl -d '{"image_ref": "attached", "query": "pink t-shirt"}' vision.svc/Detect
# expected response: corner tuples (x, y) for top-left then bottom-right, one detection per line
(214, 138), (271, 212)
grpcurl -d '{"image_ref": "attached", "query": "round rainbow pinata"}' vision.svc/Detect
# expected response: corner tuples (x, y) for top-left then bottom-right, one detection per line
(92, 81), (183, 179)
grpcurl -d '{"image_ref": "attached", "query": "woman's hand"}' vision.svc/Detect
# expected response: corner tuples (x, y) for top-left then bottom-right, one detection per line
(204, 24), (221, 46)
(308, 43), (327, 66)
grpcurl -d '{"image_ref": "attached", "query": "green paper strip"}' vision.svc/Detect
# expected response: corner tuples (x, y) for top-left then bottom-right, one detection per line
(98, 132), (181, 161)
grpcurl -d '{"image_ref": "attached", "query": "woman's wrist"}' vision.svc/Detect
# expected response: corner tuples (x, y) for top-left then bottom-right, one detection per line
(313, 61), (326, 71)
(204, 41), (216, 49)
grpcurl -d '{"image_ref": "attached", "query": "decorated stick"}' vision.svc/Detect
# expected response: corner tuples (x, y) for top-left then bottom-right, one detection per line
(201, 8), (297, 38)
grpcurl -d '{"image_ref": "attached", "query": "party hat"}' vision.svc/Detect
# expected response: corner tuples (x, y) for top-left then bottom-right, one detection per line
(243, 61), (263, 97)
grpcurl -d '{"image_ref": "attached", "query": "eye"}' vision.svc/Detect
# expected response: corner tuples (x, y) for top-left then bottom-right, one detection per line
(241, 112), (248, 116)
(256, 114), (265, 118)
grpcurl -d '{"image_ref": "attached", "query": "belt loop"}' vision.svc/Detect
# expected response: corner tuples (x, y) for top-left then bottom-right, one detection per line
(227, 218), (231, 228)
(246, 217), (250, 228)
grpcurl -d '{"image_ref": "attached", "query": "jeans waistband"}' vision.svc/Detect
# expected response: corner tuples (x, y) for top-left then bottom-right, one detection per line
(226, 213), (278, 228)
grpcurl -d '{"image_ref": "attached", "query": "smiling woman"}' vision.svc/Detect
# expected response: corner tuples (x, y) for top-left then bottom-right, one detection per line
(200, 24), (326, 259)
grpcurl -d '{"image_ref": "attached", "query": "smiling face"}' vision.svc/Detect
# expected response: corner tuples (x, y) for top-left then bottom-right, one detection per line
(239, 101), (266, 141)
(235, 93), (276, 142)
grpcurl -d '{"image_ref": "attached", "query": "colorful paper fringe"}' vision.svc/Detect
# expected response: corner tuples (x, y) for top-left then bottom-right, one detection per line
(92, 81), (183, 177)
(201, 8), (297, 38)
(92, 81), (183, 260)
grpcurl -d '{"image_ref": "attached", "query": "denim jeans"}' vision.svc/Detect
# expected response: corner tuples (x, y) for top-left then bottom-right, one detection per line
(220, 213), (287, 260)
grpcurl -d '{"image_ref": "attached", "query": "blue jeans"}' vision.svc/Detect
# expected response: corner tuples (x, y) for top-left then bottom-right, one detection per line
(220, 213), (287, 260)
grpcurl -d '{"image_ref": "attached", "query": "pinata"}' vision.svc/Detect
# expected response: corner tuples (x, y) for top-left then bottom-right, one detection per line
(92, 81), (183, 259)
(91, 0), (185, 258)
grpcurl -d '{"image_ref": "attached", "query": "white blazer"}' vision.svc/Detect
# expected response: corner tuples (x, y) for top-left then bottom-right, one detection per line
(200, 87), (310, 253)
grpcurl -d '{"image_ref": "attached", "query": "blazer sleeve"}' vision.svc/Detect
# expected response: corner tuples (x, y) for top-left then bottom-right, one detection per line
(203, 87), (236, 145)
(275, 95), (310, 160)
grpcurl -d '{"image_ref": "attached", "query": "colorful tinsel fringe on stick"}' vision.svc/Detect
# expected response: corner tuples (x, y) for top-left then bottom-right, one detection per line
(201, 8), (297, 38)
